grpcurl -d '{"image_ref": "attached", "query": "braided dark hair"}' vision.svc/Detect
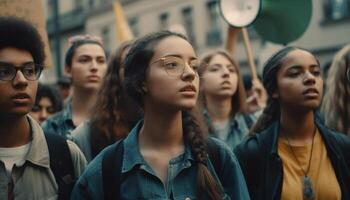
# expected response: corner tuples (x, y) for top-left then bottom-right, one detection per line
(124, 30), (223, 199)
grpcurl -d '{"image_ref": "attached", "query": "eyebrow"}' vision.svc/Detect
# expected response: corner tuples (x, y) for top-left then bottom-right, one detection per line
(287, 64), (320, 70)
(163, 54), (198, 60)
(77, 54), (106, 58)
(0, 61), (34, 66)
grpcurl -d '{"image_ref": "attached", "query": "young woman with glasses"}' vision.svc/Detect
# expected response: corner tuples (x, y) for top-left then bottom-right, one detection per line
(72, 31), (250, 200)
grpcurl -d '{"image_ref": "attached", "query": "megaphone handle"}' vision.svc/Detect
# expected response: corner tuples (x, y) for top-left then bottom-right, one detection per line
(241, 27), (258, 80)
(226, 26), (240, 55)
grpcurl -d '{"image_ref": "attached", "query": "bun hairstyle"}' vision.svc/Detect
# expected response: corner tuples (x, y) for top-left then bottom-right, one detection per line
(124, 31), (223, 199)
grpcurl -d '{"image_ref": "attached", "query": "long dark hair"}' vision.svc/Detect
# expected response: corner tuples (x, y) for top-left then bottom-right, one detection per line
(124, 31), (223, 199)
(250, 46), (315, 134)
(89, 41), (142, 157)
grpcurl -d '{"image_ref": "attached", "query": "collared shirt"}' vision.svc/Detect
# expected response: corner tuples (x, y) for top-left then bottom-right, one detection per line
(71, 121), (250, 200)
(42, 102), (75, 139)
(204, 110), (256, 151)
(0, 115), (87, 200)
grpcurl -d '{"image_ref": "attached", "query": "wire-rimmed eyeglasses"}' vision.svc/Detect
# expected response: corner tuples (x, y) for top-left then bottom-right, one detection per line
(150, 56), (201, 77)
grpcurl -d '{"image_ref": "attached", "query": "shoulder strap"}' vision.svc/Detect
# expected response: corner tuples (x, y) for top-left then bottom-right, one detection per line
(102, 140), (124, 200)
(207, 138), (223, 184)
(44, 133), (75, 200)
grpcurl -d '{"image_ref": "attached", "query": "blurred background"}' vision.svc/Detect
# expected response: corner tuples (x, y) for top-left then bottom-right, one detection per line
(43, 0), (350, 83)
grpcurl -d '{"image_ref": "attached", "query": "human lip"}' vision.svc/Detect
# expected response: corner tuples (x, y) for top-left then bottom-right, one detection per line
(302, 88), (319, 97)
(221, 80), (231, 85)
(87, 75), (100, 81)
(12, 93), (31, 103)
(180, 85), (197, 93)
(221, 80), (231, 87)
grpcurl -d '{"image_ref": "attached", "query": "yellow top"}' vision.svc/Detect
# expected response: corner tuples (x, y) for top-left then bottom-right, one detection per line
(278, 130), (341, 200)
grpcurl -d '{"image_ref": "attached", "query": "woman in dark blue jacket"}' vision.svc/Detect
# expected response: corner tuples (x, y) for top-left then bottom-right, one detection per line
(72, 31), (249, 200)
(235, 46), (350, 200)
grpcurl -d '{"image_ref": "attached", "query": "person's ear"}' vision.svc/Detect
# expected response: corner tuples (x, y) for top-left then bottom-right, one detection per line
(141, 82), (148, 93)
(65, 65), (72, 78)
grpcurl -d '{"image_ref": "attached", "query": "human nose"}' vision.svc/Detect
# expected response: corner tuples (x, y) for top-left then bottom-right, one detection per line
(89, 60), (98, 72)
(221, 65), (230, 77)
(181, 63), (196, 81)
(12, 69), (29, 86)
(39, 108), (48, 122)
(303, 71), (316, 85)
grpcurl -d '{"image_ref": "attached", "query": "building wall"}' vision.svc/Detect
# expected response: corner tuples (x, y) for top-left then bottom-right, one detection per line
(45, 0), (350, 82)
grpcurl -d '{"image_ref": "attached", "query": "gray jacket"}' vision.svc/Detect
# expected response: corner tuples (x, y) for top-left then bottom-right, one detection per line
(0, 115), (87, 200)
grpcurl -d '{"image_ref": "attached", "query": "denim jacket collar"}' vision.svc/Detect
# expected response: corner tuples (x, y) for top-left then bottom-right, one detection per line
(122, 120), (194, 174)
(62, 101), (74, 128)
(203, 110), (242, 131)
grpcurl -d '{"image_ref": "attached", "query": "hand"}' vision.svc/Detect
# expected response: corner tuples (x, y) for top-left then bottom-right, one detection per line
(251, 78), (268, 109)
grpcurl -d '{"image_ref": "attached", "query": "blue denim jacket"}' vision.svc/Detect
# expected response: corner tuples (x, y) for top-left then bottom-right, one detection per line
(204, 110), (256, 152)
(71, 121), (250, 200)
(42, 102), (75, 139)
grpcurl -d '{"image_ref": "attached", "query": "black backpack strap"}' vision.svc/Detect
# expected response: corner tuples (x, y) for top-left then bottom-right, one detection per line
(102, 140), (124, 200)
(44, 133), (75, 200)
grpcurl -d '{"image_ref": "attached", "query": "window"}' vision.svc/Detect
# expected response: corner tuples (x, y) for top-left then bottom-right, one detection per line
(89, 0), (95, 8)
(323, 0), (350, 21)
(47, 0), (54, 19)
(182, 7), (196, 47)
(129, 17), (140, 37)
(75, 0), (83, 9)
(159, 12), (169, 30)
(102, 27), (111, 57)
(206, 1), (222, 46)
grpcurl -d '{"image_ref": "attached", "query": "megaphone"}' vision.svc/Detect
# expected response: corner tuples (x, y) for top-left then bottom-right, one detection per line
(219, 0), (312, 44)
(219, 0), (261, 28)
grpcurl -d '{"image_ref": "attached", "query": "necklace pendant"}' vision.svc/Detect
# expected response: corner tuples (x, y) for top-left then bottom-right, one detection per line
(303, 176), (315, 200)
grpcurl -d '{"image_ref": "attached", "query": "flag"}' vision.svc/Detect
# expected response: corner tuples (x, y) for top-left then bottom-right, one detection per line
(113, 0), (134, 43)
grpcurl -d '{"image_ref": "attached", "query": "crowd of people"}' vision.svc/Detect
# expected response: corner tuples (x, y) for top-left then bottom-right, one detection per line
(0, 16), (349, 200)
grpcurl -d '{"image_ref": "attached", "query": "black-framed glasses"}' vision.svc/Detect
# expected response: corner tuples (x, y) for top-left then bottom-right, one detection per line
(150, 56), (201, 77)
(0, 62), (43, 81)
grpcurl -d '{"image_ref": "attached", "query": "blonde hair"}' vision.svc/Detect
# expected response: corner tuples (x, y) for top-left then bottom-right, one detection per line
(321, 44), (350, 136)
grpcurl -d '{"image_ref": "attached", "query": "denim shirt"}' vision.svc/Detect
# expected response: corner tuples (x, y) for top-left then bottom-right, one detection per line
(42, 102), (75, 139)
(204, 110), (256, 151)
(71, 121), (250, 200)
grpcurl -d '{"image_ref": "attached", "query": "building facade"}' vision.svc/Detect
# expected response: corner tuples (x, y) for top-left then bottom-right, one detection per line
(44, 0), (350, 82)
